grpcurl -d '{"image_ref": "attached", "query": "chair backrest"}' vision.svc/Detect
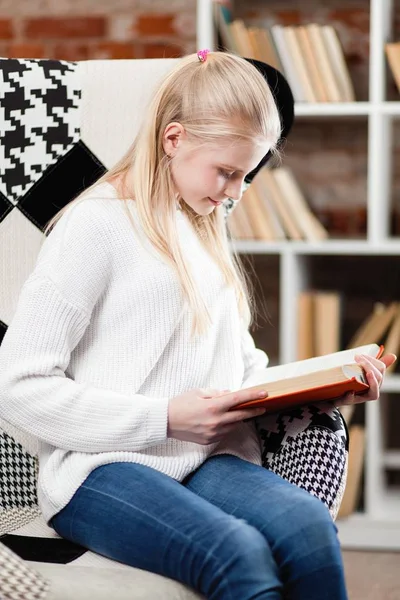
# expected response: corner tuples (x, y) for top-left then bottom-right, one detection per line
(0, 57), (179, 534)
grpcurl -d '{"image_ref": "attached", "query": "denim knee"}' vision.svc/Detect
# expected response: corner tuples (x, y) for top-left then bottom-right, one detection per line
(269, 487), (342, 571)
(196, 517), (281, 599)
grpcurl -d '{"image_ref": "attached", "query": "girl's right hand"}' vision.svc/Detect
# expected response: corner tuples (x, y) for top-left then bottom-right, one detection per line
(167, 387), (268, 445)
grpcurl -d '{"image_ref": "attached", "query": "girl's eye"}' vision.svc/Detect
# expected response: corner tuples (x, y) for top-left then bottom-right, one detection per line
(219, 169), (233, 179)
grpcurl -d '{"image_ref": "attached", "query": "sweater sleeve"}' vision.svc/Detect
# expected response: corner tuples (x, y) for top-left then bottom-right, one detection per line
(240, 324), (270, 387)
(0, 200), (169, 453)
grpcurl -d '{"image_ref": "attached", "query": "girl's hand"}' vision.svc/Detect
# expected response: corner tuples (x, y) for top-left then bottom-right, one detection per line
(333, 353), (397, 408)
(167, 387), (267, 445)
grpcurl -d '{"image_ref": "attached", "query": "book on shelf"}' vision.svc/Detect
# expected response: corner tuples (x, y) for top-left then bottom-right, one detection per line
(222, 343), (386, 414)
(284, 25), (318, 103)
(296, 25), (329, 103)
(270, 24), (306, 103)
(228, 195), (254, 240)
(381, 304), (400, 374)
(337, 424), (366, 519)
(385, 42), (400, 94)
(212, 6), (355, 104)
(259, 169), (303, 241)
(305, 23), (343, 103)
(321, 25), (356, 102)
(240, 184), (276, 242)
(341, 301), (400, 425)
(251, 174), (286, 241)
(348, 301), (398, 349)
(228, 167), (328, 243)
(297, 291), (315, 360)
(248, 26), (283, 72)
(297, 290), (341, 360)
(272, 167), (329, 242)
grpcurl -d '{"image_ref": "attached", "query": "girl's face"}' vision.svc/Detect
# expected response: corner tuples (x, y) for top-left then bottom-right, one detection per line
(163, 122), (271, 216)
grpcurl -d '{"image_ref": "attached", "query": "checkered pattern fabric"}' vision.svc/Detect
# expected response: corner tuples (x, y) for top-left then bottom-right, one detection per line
(0, 540), (49, 600)
(0, 57), (348, 576)
(256, 404), (349, 519)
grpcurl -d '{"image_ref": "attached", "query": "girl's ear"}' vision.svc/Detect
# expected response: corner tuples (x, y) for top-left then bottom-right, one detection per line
(242, 58), (295, 183)
(162, 122), (186, 157)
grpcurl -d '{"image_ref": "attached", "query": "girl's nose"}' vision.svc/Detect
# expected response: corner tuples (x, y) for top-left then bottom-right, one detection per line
(224, 179), (244, 202)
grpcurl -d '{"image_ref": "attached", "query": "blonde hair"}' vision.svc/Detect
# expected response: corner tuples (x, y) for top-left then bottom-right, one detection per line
(43, 51), (282, 338)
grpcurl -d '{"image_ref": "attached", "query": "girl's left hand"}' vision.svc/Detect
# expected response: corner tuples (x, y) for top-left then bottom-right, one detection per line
(333, 353), (397, 408)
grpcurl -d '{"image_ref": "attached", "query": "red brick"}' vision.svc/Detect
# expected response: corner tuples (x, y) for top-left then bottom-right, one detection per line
(24, 17), (106, 39)
(142, 42), (183, 59)
(91, 42), (138, 59)
(51, 43), (91, 61)
(328, 9), (370, 34)
(7, 43), (45, 58)
(136, 14), (176, 37)
(0, 19), (13, 40)
(275, 10), (303, 26)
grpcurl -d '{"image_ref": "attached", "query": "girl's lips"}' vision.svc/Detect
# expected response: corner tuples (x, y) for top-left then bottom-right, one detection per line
(208, 197), (222, 206)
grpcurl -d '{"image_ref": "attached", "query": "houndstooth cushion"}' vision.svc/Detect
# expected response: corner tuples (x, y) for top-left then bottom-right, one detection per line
(256, 404), (349, 519)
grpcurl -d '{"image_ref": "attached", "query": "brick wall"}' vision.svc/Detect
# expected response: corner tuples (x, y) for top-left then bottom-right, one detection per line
(0, 0), (197, 60)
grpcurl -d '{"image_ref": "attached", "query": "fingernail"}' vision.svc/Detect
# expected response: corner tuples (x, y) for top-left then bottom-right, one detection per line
(258, 390), (267, 396)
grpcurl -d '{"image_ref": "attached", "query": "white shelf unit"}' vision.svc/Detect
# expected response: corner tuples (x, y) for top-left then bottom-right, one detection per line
(198, 0), (400, 550)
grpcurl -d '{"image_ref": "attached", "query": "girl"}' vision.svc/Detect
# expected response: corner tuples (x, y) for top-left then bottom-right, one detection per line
(0, 50), (394, 600)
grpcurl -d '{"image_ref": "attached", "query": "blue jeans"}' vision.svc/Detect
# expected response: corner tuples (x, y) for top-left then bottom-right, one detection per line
(50, 455), (348, 600)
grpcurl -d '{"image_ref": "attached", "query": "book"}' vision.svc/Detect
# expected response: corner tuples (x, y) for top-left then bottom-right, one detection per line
(213, 2), (237, 53)
(270, 24), (305, 103)
(240, 184), (276, 241)
(297, 290), (341, 360)
(348, 301), (398, 348)
(385, 42), (400, 94)
(382, 304), (400, 374)
(260, 169), (303, 240)
(284, 26), (317, 103)
(228, 343), (385, 413)
(297, 291), (315, 360)
(252, 172), (286, 240)
(296, 25), (329, 102)
(321, 25), (356, 102)
(337, 424), (366, 518)
(272, 167), (329, 241)
(253, 27), (283, 73)
(306, 24), (342, 102)
(313, 291), (341, 357)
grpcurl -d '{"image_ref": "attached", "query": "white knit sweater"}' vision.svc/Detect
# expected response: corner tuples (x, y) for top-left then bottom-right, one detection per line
(0, 182), (269, 524)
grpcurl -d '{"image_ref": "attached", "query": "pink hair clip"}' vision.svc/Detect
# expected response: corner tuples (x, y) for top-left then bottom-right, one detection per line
(197, 49), (210, 63)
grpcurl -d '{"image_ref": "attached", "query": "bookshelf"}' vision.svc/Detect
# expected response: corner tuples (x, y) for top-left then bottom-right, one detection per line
(197, 0), (400, 550)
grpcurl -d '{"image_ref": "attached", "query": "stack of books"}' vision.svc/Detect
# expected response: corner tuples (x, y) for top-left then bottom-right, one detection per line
(213, 4), (356, 103)
(228, 167), (328, 242)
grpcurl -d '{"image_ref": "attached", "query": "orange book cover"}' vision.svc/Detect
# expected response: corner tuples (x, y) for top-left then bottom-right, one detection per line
(228, 343), (385, 413)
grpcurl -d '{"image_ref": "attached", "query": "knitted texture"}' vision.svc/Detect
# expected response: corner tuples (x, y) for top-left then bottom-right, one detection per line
(0, 182), (268, 524)
(0, 542), (50, 600)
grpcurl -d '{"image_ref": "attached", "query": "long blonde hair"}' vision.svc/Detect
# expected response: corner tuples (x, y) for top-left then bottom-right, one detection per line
(43, 52), (282, 337)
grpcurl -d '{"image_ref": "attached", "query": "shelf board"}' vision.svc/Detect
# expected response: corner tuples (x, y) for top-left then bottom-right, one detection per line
(337, 512), (400, 550)
(382, 374), (400, 393)
(382, 451), (400, 469)
(294, 101), (400, 117)
(295, 102), (370, 117)
(229, 239), (400, 255)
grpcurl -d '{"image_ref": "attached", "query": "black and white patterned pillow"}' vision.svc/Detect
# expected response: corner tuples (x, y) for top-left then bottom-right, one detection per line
(255, 404), (349, 519)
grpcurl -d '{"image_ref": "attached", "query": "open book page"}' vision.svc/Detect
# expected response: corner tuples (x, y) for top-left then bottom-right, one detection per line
(242, 343), (381, 389)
